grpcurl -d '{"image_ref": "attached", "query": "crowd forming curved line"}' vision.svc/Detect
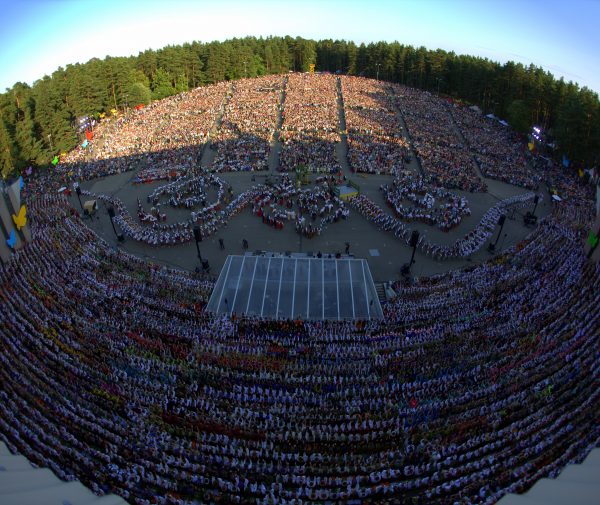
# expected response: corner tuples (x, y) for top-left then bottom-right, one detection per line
(0, 179), (598, 505)
(251, 175), (350, 238)
(381, 170), (471, 231)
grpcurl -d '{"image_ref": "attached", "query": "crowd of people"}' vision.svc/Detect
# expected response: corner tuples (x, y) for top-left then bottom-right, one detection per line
(341, 76), (410, 174)
(8, 76), (597, 505)
(449, 105), (540, 189)
(0, 183), (597, 505)
(82, 184), (257, 247)
(381, 170), (471, 231)
(351, 191), (539, 259)
(251, 175), (349, 237)
(213, 77), (284, 172)
(279, 73), (341, 173)
(146, 173), (229, 211)
(394, 86), (487, 193)
(134, 166), (187, 184)
(137, 198), (167, 224)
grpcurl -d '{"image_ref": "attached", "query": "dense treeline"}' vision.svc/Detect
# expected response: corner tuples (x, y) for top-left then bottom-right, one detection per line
(1, 35), (598, 178)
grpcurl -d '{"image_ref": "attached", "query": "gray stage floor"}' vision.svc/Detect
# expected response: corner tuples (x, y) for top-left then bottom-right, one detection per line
(71, 170), (550, 283)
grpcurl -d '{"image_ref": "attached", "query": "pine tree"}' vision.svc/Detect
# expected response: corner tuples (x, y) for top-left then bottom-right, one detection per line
(151, 68), (175, 100)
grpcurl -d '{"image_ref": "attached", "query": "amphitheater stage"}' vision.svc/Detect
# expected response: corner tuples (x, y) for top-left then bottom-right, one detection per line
(206, 252), (383, 320)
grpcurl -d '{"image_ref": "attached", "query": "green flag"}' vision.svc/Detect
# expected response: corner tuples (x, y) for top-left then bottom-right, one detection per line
(51, 155), (59, 166)
(588, 231), (599, 249)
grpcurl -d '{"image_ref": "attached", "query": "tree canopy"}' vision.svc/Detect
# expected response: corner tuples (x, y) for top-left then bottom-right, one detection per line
(1, 35), (598, 178)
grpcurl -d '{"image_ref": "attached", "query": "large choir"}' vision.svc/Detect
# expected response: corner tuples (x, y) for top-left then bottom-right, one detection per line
(381, 170), (471, 231)
(0, 176), (598, 504)
(252, 175), (349, 237)
(341, 76), (410, 174)
(395, 86), (487, 193)
(279, 73), (341, 173)
(449, 105), (540, 189)
(213, 77), (283, 172)
(351, 191), (540, 259)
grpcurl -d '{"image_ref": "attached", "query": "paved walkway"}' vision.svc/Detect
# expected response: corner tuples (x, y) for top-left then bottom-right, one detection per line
(267, 76), (287, 174)
(335, 77), (353, 180)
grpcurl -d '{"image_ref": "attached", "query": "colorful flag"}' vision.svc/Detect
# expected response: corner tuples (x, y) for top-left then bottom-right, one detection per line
(12, 205), (27, 230)
(6, 229), (16, 249)
(82, 139), (89, 148)
(85, 129), (93, 141)
(588, 231), (599, 249)
(562, 155), (570, 168)
(52, 156), (59, 166)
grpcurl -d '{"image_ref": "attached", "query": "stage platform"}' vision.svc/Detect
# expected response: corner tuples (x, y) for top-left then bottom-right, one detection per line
(206, 252), (383, 321)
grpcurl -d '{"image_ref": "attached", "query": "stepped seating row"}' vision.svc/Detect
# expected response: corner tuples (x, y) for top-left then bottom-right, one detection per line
(0, 193), (598, 504)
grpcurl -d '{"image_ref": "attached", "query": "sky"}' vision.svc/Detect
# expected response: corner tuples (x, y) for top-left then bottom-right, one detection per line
(0, 0), (599, 93)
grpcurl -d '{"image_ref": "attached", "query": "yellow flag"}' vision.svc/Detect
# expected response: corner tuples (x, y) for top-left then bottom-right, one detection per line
(12, 205), (27, 230)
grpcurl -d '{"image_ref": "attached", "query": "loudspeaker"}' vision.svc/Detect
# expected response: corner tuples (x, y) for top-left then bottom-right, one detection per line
(107, 206), (115, 218)
(498, 214), (506, 226)
(409, 230), (420, 248)
(193, 226), (202, 243)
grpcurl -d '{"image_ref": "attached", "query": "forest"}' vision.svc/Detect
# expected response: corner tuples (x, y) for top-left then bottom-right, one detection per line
(1, 35), (598, 178)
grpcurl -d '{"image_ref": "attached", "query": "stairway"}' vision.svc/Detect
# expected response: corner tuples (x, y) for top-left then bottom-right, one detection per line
(0, 441), (127, 505)
(375, 282), (387, 303)
(497, 448), (600, 505)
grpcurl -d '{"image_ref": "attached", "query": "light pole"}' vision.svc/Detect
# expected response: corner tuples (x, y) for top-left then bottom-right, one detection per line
(193, 225), (203, 262)
(244, 60), (247, 78)
(488, 214), (506, 253)
(107, 206), (124, 242)
(375, 63), (381, 81)
(47, 133), (54, 153)
(401, 230), (419, 275)
(436, 77), (443, 95)
(75, 185), (83, 210)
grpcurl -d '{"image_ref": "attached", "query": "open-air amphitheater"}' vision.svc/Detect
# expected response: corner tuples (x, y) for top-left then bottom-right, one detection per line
(0, 73), (599, 505)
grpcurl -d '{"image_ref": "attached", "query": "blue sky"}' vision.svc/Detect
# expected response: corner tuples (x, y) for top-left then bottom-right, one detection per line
(0, 0), (599, 93)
